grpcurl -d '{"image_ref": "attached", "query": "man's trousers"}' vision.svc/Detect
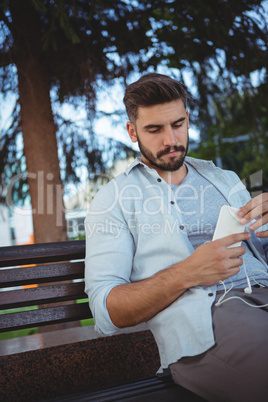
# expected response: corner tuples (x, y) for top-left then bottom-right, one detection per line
(170, 287), (268, 402)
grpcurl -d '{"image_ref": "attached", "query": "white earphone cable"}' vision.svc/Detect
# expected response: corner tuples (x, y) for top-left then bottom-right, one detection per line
(215, 261), (268, 308)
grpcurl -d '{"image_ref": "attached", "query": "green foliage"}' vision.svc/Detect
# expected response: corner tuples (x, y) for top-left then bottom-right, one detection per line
(191, 76), (268, 190)
(0, 0), (267, 200)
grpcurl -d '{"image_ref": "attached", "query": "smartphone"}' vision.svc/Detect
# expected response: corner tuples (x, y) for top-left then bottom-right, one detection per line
(212, 205), (246, 247)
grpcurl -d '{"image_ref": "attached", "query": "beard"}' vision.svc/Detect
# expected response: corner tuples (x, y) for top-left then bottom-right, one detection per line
(137, 132), (189, 172)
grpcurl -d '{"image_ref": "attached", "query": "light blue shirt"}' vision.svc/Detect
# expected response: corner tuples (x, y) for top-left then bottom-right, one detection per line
(171, 163), (268, 290)
(84, 157), (268, 370)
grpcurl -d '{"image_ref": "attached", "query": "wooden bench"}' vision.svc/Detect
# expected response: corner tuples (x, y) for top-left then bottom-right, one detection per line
(0, 240), (206, 401)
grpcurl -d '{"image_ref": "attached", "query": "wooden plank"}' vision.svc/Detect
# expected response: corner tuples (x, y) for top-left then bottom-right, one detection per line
(0, 261), (85, 288)
(0, 240), (85, 267)
(0, 302), (92, 332)
(0, 282), (87, 310)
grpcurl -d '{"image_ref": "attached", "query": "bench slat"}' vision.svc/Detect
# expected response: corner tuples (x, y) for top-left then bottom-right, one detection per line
(0, 240), (204, 401)
(46, 376), (182, 402)
(0, 302), (92, 332)
(0, 240), (85, 267)
(0, 261), (84, 288)
(0, 282), (87, 310)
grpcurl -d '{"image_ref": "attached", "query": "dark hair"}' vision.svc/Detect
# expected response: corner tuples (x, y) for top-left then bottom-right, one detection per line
(123, 73), (188, 123)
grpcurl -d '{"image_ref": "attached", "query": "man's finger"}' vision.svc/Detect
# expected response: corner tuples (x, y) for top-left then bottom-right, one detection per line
(241, 205), (268, 225)
(238, 194), (268, 223)
(214, 232), (251, 247)
(248, 215), (268, 231)
(256, 229), (268, 238)
(227, 246), (246, 258)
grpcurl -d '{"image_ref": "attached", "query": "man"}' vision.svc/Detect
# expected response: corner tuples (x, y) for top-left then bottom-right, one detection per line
(85, 73), (268, 401)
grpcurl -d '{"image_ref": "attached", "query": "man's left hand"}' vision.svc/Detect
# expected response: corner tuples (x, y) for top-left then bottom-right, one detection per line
(238, 193), (268, 238)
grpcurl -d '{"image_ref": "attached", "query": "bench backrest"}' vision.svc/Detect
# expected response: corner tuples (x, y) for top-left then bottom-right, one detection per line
(0, 240), (91, 333)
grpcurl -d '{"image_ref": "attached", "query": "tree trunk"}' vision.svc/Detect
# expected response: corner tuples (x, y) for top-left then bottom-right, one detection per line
(17, 56), (67, 243)
(9, 1), (77, 332)
(10, 0), (67, 244)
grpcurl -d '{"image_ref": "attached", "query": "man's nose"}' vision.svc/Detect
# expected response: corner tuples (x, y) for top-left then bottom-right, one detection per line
(163, 127), (177, 146)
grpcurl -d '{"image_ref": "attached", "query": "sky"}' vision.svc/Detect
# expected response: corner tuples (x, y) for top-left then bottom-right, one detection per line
(1, 0), (267, 171)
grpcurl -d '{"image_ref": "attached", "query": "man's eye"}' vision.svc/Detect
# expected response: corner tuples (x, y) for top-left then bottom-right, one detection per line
(173, 124), (183, 129)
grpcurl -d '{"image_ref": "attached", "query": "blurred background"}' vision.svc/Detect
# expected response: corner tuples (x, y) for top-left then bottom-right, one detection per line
(0, 0), (267, 246)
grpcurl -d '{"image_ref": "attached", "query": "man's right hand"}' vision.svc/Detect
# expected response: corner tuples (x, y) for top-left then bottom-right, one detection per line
(107, 231), (251, 328)
(185, 232), (252, 287)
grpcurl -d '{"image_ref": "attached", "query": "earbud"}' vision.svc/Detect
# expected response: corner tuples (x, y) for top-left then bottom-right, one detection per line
(244, 277), (252, 294)
(217, 269), (268, 308)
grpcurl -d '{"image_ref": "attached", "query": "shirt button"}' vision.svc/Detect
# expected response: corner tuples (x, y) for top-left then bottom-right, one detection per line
(170, 201), (175, 205)
(157, 178), (162, 182)
(179, 225), (184, 230)
(208, 293), (214, 297)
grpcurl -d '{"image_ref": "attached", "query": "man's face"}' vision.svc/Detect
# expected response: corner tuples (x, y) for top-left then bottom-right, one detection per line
(127, 99), (190, 173)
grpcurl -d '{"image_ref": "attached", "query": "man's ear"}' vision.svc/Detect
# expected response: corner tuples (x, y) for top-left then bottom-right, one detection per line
(186, 109), (190, 129)
(126, 121), (138, 143)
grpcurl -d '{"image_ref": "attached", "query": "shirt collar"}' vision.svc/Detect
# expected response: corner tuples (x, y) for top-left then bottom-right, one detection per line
(125, 156), (215, 177)
(125, 157), (145, 175)
(125, 157), (164, 180)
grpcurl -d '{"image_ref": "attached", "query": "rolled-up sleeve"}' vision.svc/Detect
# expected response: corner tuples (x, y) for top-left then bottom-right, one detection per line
(84, 181), (135, 335)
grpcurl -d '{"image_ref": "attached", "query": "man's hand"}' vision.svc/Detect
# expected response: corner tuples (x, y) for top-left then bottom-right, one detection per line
(186, 232), (252, 287)
(238, 193), (268, 238)
(107, 232), (251, 328)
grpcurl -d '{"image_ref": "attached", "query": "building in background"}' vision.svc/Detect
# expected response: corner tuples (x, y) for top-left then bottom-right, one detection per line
(65, 157), (135, 240)
(0, 157), (135, 246)
(0, 205), (12, 246)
